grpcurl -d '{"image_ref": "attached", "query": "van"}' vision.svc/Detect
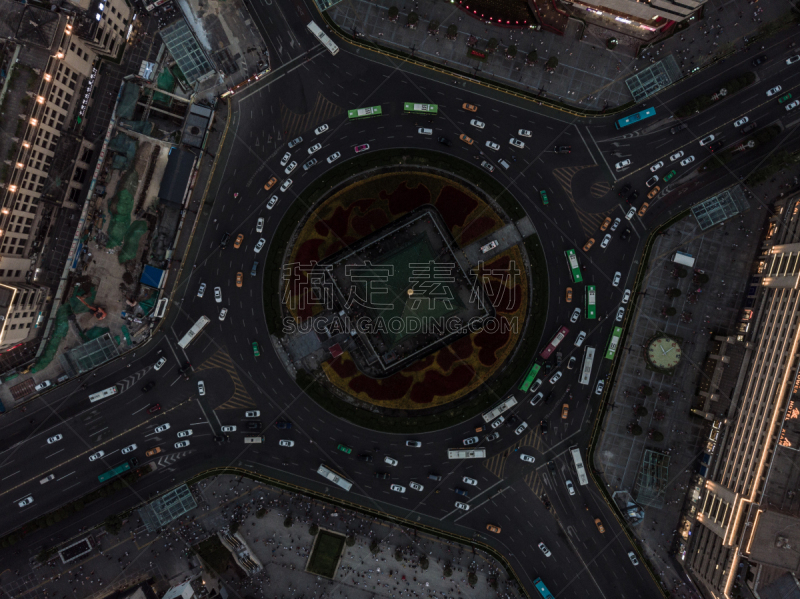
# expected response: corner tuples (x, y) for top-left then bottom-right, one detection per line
(498, 159), (510, 170)
(418, 128), (433, 135)
(251, 261), (259, 276)
(244, 436), (264, 444)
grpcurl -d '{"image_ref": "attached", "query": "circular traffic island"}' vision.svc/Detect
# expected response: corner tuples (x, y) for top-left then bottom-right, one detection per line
(266, 162), (544, 432)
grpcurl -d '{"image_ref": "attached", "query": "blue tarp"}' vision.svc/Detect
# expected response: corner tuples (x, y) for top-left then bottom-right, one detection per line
(140, 265), (166, 289)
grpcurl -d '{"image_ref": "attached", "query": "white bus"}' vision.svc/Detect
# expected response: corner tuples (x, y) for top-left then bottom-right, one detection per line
(244, 436), (264, 444)
(307, 21), (339, 56)
(579, 346), (595, 386)
(482, 396), (518, 423)
(317, 464), (353, 491)
(178, 316), (210, 349)
(447, 448), (487, 459)
(570, 446), (589, 486)
(89, 386), (118, 402)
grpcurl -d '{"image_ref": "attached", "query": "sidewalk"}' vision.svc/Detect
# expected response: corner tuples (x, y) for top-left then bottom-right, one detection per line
(328, 0), (792, 110)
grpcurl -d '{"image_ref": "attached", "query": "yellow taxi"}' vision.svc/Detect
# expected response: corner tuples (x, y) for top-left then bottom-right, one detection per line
(566, 287), (573, 302)
(462, 103), (478, 112)
(145, 447), (162, 457)
(583, 238), (595, 252)
(459, 134), (474, 145)
(561, 404), (569, 419)
(600, 217), (612, 231)
(647, 186), (660, 199)
(486, 524), (501, 534)
(595, 519), (606, 533)
(234, 234), (244, 249)
(264, 176), (278, 191)
(236, 272), (243, 288)
(637, 202), (650, 217)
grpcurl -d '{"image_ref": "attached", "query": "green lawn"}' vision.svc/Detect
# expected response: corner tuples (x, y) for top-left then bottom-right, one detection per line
(306, 531), (345, 578)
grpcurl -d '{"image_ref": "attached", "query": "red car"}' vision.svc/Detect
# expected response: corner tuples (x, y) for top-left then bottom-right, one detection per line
(148, 404), (161, 413)
(354, 144), (370, 153)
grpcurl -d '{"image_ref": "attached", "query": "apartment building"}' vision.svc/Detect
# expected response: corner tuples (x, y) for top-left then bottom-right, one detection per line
(0, 0), (132, 349)
(686, 192), (800, 597)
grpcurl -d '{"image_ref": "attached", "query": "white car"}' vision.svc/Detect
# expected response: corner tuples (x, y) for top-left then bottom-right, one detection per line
(549, 371), (562, 384)
(509, 138), (525, 149)
(409, 482), (424, 492)
(154, 357), (167, 371)
(267, 196), (278, 210)
(284, 161), (297, 175)
(470, 119), (485, 129)
(390, 484), (406, 493)
(177, 429), (193, 438)
(616, 307), (625, 321)
(279, 440), (294, 447)
(625, 207), (636, 220)
(256, 217), (264, 233)
(47, 434), (63, 444)
(787, 55), (800, 65)
(766, 85), (782, 97)
(600, 234), (612, 249)
(463, 476), (478, 486)
(455, 502), (470, 510)
(214, 287), (222, 303)
(219, 308), (228, 321)
(565, 480), (575, 495)
(570, 307), (581, 323)
(280, 179), (293, 192)
(670, 151), (684, 161)
(18, 497), (33, 508)
(327, 152), (341, 164)
(254, 238), (266, 253)
(220, 425), (237, 433)
(175, 440), (190, 448)
(89, 450), (105, 461)
(615, 159), (631, 170)
(463, 436), (479, 445)
(314, 124), (329, 135)
(246, 411), (261, 418)
(384, 456), (398, 466)
(518, 129), (532, 137)
(406, 440), (422, 448)
(514, 422), (528, 435)
(491, 416), (505, 429)
(567, 356), (577, 370)
(280, 152), (291, 166)
(121, 444), (137, 454)
(530, 392), (544, 406)
(596, 380), (605, 395)
(622, 289), (631, 304)
(308, 143), (322, 155)
(786, 100), (800, 112)
(538, 542), (552, 557)
(288, 136), (303, 148)
(154, 424), (171, 433)
(197, 283), (206, 298)
(628, 551), (640, 566)
(575, 331), (586, 347)
(520, 454), (535, 463)
(734, 117), (749, 128)
(613, 272), (621, 287)
(650, 161), (664, 172)
(40, 474), (56, 484)
(610, 217), (621, 231)
(485, 141), (500, 151)
(680, 156), (695, 166)
(699, 135), (715, 146)
(198, 380), (205, 396)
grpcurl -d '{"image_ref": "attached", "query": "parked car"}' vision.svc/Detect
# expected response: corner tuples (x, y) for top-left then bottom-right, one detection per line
(615, 159), (631, 170)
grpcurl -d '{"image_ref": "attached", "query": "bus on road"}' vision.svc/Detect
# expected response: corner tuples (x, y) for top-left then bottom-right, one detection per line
(579, 347), (595, 386)
(564, 249), (583, 283)
(585, 285), (596, 319)
(347, 106), (382, 120)
(482, 396), (518, 423)
(98, 462), (131, 483)
(89, 386), (118, 403)
(178, 315), (210, 349)
(317, 464), (353, 491)
(605, 326), (623, 360)
(533, 578), (555, 599)
(447, 448), (487, 459)
(403, 102), (438, 115)
(615, 107), (656, 130)
(570, 446), (589, 485)
(540, 326), (569, 360)
(307, 21), (339, 55)
(519, 363), (542, 392)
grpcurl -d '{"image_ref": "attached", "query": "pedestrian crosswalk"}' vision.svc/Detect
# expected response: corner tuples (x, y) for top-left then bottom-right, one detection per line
(482, 429), (546, 480)
(280, 93), (344, 140)
(195, 348), (256, 410)
(552, 165), (616, 238)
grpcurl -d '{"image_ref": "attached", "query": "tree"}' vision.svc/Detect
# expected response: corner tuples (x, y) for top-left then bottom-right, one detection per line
(506, 45), (517, 59)
(642, 385), (653, 396)
(487, 38), (498, 52)
(428, 20), (440, 34)
(665, 307), (677, 316)
(668, 288), (682, 298)
(677, 268), (688, 278)
(468, 571), (478, 587)
(370, 538), (380, 554)
(631, 424), (643, 436)
(606, 38), (618, 50)
(256, 508), (266, 518)
(104, 514), (123, 536)
(696, 273), (710, 285)
(407, 12), (419, 27)
(446, 24), (457, 40)
(284, 516), (293, 528)
(443, 565), (453, 577)
(636, 406), (648, 417)
(545, 57), (558, 70)
(526, 50), (538, 65)
(309, 523), (319, 536)
(651, 430), (664, 442)
(346, 536), (355, 547)
(395, 547), (403, 561)
(388, 6), (399, 20)
(420, 555), (429, 570)
(229, 521), (240, 535)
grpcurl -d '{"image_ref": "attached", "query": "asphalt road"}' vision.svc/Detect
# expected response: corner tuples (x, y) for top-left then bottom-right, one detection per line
(1, 10), (800, 599)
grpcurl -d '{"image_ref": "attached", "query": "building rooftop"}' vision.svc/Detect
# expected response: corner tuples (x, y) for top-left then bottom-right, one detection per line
(159, 20), (215, 85)
(14, 4), (60, 49)
(158, 148), (196, 205)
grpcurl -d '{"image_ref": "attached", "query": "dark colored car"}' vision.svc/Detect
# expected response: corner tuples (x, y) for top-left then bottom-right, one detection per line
(670, 123), (688, 135)
(148, 404), (161, 413)
(554, 145), (572, 154)
(178, 362), (192, 379)
(455, 487), (469, 497)
(620, 228), (632, 241)
(547, 461), (557, 475)
(617, 183), (631, 198)
(275, 420), (293, 429)
(627, 190), (640, 204)
(220, 232), (231, 248)
(752, 55), (768, 67)
(544, 362), (553, 373)
(130, 458), (139, 467)
(437, 136), (451, 146)
(374, 472), (390, 480)
(707, 140), (724, 153)
(740, 121), (758, 134)
(359, 454), (373, 462)
(428, 473), (442, 481)
(246, 421), (262, 430)
(543, 392), (553, 404)
(540, 419), (549, 434)
(141, 381), (156, 393)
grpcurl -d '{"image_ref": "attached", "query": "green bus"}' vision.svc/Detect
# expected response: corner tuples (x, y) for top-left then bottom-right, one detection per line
(586, 285), (596, 319)
(98, 462), (131, 483)
(347, 106), (382, 120)
(605, 326), (623, 360)
(403, 102), (438, 115)
(519, 363), (542, 392)
(565, 249), (583, 283)
(337, 444), (352, 454)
